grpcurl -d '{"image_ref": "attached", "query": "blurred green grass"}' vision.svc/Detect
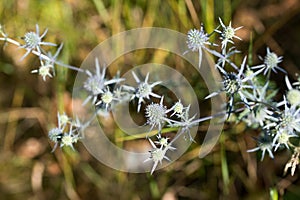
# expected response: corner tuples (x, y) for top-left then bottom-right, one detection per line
(1, 0), (300, 199)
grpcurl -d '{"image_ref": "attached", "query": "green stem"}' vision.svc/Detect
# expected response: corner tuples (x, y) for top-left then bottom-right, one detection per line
(248, 32), (253, 66)
(223, 0), (231, 24)
(148, 173), (160, 199)
(220, 137), (230, 195)
(200, 0), (215, 41)
(116, 127), (179, 142)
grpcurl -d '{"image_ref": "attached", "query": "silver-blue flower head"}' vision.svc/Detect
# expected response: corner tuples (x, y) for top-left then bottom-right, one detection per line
(186, 27), (209, 52)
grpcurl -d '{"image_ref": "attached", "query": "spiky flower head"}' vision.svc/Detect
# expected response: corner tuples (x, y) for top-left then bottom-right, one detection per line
(207, 57), (264, 117)
(58, 112), (70, 126)
(132, 72), (161, 100)
(222, 25), (235, 40)
(186, 26), (210, 52)
(264, 48), (282, 70)
(84, 71), (105, 96)
(23, 31), (41, 49)
(252, 47), (285, 76)
(280, 106), (300, 133)
(247, 133), (274, 161)
(61, 135), (79, 149)
(154, 134), (176, 150)
(137, 82), (151, 97)
(144, 138), (171, 174)
(285, 76), (300, 106)
(124, 71), (161, 112)
(277, 131), (290, 147)
(61, 135), (74, 146)
(60, 125), (81, 150)
(287, 89), (300, 106)
(260, 48), (285, 75)
(173, 101), (183, 115)
(21, 24), (57, 60)
(149, 148), (165, 164)
(146, 103), (167, 123)
(223, 72), (241, 95)
(145, 97), (169, 131)
(186, 25), (222, 68)
(169, 100), (184, 117)
(83, 58), (124, 105)
(31, 62), (53, 81)
(96, 87), (119, 111)
(273, 128), (297, 151)
(265, 100), (300, 135)
(216, 18), (242, 49)
(48, 128), (63, 143)
(101, 90), (113, 104)
(157, 137), (169, 147)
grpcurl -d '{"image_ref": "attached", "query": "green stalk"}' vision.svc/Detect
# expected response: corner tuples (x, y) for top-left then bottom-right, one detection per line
(269, 187), (278, 200)
(220, 136), (229, 195)
(116, 127), (178, 142)
(200, 0), (215, 40)
(148, 174), (160, 199)
(223, 0), (232, 24)
(92, 0), (110, 25)
(55, 35), (77, 198)
(55, 39), (70, 113)
(248, 32), (254, 66)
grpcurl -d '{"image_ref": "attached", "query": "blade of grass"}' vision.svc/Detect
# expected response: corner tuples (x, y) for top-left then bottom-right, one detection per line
(220, 135), (229, 195)
(61, 152), (80, 200)
(142, 0), (159, 27)
(167, 0), (191, 29)
(116, 127), (178, 142)
(200, 0), (215, 38)
(80, 163), (105, 189)
(92, 0), (110, 25)
(185, 0), (200, 28)
(270, 187), (279, 200)
(223, 0), (232, 24)
(148, 173), (160, 198)
(248, 32), (253, 66)
(111, 0), (122, 34)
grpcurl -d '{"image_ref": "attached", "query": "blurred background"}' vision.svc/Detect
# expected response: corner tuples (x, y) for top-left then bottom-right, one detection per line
(1, 0), (300, 199)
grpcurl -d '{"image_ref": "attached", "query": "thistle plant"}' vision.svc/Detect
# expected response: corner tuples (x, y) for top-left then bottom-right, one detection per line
(252, 47), (286, 78)
(123, 72), (161, 112)
(1, 18), (300, 178)
(48, 112), (83, 152)
(144, 137), (174, 175)
(20, 24), (57, 60)
(185, 25), (221, 68)
(247, 131), (274, 161)
(206, 56), (263, 116)
(145, 97), (171, 132)
(216, 18), (242, 52)
(285, 76), (300, 106)
(83, 58), (124, 106)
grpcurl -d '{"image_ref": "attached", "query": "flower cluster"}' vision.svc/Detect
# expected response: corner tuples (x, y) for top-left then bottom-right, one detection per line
(1, 20), (300, 176)
(144, 136), (175, 174)
(82, 58), (124, 107)
(188, 19), (300, 176)
(0, 24), (84, 81)
(48, 113), (83, 152)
